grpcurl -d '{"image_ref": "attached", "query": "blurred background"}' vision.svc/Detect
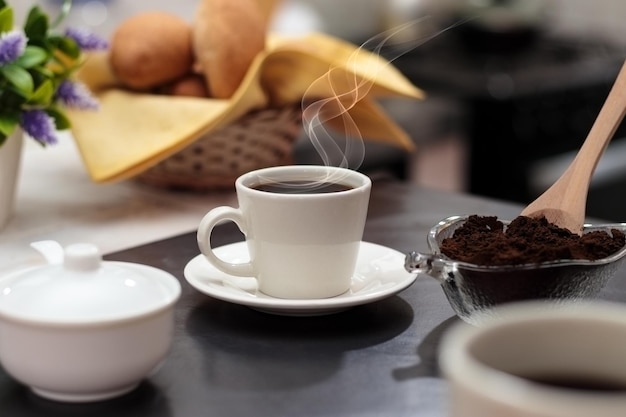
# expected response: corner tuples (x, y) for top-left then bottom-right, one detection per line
(16, 0), (626, 43)
(12, 0), (626, 221)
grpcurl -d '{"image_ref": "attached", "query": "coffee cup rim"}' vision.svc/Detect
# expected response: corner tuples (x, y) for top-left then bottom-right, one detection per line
(236, 165), (371, 194)
(440, 301), (626, 409)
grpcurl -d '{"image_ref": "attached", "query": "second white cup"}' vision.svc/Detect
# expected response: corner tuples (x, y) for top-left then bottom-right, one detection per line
(440, 300), (626, 417)
(197, 165), (371, 299)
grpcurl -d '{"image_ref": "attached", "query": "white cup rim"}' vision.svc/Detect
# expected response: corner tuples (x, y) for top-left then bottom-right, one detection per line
(440, 301), (626, 412)
(236, 165), (371, 195)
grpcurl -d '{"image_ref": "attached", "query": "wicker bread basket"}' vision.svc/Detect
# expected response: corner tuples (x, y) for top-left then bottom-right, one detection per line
(136, 105), (302, 191)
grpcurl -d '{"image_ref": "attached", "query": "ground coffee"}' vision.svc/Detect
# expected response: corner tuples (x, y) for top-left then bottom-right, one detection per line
(440, 215), (626, 266)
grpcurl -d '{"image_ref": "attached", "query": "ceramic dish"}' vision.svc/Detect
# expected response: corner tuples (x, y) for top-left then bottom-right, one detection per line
(185, 241), (417, 316)
(0, 243), (181, 402)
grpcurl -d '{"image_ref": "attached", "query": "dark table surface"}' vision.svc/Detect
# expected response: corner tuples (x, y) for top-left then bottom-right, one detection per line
(3, 178), (626, 416)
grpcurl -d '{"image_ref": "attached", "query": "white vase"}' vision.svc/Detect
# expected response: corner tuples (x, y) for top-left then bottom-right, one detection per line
(0, 129), (23, 230)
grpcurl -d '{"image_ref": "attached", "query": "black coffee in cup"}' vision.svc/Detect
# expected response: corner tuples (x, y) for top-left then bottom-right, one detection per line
(252, 180), (353, 194)
(523, 373), (626, 392)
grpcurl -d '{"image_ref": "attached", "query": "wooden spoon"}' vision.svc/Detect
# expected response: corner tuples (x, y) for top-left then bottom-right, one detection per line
(520, 60), (626, 234)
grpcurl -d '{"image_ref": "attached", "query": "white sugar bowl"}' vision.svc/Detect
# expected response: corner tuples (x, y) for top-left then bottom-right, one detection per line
(0, 243), (181, 402)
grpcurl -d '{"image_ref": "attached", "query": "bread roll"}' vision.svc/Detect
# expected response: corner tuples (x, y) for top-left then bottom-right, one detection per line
(110, 12), (194, 90)
(159, 74), (210, 97)
(193, 0), (267, 99)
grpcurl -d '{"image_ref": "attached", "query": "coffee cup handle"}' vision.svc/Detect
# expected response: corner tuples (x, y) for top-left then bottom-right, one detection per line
(197, 206), (255, 277)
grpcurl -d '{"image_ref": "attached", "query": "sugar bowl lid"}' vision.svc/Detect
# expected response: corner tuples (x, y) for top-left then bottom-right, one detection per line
(0, 243), (181, 324)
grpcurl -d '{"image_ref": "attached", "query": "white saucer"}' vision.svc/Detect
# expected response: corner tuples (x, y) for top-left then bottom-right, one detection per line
(184, 241), (417, 316)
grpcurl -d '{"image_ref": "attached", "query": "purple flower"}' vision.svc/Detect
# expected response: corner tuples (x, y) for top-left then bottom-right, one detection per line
(64, 27), (108, 51)
(0, 30), (27, 65)
(20, 110), (58, 145)
(55, 80), (99, 110)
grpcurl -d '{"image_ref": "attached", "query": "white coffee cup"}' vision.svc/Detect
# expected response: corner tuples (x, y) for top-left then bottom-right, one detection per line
(197, 165), (371, 299)
(439, 301), (626, 417)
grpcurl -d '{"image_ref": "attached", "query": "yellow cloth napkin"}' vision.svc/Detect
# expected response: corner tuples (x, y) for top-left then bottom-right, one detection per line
(68, 32), (425, 183)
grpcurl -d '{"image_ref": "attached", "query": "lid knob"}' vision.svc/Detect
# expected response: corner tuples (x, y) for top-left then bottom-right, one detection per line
(64, 243), (102, 272)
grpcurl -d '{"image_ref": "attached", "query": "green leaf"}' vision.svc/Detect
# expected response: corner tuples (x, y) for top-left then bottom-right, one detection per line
(0, 6), (13, 33)
(50, 35), (81, 59)
(15, 46), (48, 68)
(1, 65), (34, 94)
(29, 65), (55, 81)
(0, 113), (19, 137)
(24, 6), (49, 41)
(46, 107), (70, 130)
(29, 79), (54, 105)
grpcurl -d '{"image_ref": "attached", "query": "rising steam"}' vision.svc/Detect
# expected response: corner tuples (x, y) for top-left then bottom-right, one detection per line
(300, 16), (465, 172)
